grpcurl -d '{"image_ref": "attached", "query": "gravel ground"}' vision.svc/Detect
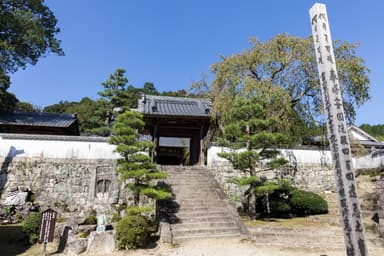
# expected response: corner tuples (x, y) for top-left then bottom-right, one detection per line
(77, 238), (345, 256)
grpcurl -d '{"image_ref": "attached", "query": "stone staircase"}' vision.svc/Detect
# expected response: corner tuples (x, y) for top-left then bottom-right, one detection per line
(158, 165), (249, 243)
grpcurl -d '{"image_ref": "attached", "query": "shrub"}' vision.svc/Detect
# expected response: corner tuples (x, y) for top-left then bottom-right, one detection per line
(289, 189), (328, 216)
(22, 212), (41, 244)
(111, 212), (122, 223)
(83, 209), (97, 225)
(78, 232), (88, 238)
(115, 215), (149, 249)
(270, 199), (292, 217)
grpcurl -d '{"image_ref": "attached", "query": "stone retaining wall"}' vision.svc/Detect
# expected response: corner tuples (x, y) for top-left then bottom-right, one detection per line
(376, 178), (384, 237)
(207, 160), (336, 209)
(0, 157), (120, 214)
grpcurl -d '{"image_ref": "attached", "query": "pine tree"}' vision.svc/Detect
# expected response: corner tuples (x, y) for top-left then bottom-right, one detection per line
(218, 87), (291, 219)
(109, 110), (171, 206)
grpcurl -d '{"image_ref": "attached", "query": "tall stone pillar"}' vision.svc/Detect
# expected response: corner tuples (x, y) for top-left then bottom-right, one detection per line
(310, 3), (367, 256)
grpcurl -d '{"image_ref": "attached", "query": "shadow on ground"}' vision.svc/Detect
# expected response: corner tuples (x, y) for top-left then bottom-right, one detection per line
(0, 224), (31, 256)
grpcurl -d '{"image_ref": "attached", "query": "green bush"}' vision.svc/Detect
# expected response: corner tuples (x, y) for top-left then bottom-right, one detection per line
(22, 212), (41, 244)
(111, 212), (122, 223)
(289, 189), (328, 216)
(270, 199), (292, 217)
(83, 209), (97, 225)
(115, 215), (149, 249)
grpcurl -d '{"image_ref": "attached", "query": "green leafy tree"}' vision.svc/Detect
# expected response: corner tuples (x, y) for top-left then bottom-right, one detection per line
(43, 100), (75, 113)
(15, 102), (41, 112)
(142, 82), (158, 96)
(44, 97), (99, 135)
(91, 68), (141, 136)
(98, 68), (131, 109)
(219, 87), (291, 219)
(109, 110), (171, 206)
(210, 34), (370, 136)
(0, 0), (63, 113)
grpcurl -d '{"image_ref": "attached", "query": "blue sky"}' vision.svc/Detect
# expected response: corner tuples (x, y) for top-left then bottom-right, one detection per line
(9, 1), (384, 125)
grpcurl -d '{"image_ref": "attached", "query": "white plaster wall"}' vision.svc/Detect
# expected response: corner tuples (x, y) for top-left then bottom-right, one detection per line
(207, 146), (384, 170)
(0, 137), (119, 160)
(354, 153), (384, 169)
(207, 146), (332, 167)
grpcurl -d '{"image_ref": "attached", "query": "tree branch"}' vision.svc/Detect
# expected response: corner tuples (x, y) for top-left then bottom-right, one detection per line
(248, 64), (261, 81)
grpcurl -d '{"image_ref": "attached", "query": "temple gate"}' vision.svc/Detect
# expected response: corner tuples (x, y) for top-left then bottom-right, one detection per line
(137, 95), (211, 165)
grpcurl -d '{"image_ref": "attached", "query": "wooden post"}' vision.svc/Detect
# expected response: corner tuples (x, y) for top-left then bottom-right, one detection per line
(199, 126), (205, 165)
(43, 242), (47, 256)
(309, 3), (367, 256)
(152, 123), (159, 163)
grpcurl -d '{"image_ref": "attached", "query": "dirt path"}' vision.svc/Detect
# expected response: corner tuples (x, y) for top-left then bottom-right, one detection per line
(74, 238), (345, 256)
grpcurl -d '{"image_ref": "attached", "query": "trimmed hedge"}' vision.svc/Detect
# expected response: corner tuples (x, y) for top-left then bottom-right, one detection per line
(289, 189), (328, 216)
(270, 199), (292, 217)
(115, 215), (149, 249)
(254, 180), (328, 218)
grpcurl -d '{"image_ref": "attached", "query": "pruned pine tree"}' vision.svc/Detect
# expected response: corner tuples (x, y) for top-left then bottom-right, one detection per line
(218, 89), (290, 219)
(109, 110), (171, 206)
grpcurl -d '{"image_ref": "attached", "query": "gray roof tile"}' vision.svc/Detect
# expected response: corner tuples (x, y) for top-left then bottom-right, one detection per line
(138, 95), (211, 117)
(0, 112), (77, 127)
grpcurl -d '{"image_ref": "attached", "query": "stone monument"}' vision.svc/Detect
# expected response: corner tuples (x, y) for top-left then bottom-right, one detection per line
(309, 3), (367, 256)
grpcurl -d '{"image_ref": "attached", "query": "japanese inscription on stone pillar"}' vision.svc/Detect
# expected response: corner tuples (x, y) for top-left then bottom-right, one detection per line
(309, 3), (367, 256)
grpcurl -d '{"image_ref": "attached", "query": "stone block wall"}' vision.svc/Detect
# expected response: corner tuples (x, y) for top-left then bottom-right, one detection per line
(207, 161), (336, 209)
(376, 178), (384, 237)
(0, 157), (120, 214)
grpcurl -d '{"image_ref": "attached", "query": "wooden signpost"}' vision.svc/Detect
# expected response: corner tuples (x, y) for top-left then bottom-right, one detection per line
(38, 208), (57, 256)
(309, 3), (367, 256)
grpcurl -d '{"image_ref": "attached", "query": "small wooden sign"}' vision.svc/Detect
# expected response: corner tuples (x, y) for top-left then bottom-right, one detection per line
(38, 208), (57, 244)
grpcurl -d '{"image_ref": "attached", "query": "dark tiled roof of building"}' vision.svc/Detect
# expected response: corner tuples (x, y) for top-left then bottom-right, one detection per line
(138, 95), (211, 117)
(0, 112), (78, 127)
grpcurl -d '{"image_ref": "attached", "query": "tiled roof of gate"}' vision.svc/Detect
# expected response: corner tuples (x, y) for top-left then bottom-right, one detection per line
(0, 112), (78, 127)
(137, 95), (211, 117)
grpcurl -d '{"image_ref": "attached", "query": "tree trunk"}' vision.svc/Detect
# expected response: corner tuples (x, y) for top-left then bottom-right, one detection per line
(249, 183), (257, 219)
(266, 193), (270, 217)
(134, 191), (140, 206)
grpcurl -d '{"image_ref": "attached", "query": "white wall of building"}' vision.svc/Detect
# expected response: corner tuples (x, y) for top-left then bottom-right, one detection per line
(0, 136), (119, 160)
(207, 145), (384, 170)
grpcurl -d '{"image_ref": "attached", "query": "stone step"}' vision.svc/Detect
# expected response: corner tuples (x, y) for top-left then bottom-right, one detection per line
(173, 187), (218, 192)
(249, 226), (342, 237)
(252, 233), (344, 249)
(166, 173), (210, 177)
(177, 211), (232, 219)
(160, 165), (246, 243)
(177, 199), (226, 206)
(171, 226), (241, 238)
(178, 216), (235, 223)
(170, 183), (216, 187)
(174, 194), (220, 199)
(173, 232), (242, 243)
(176, 206), (229, 214)
(176, 210), (232, 219)
(172, 221), (237, 231)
